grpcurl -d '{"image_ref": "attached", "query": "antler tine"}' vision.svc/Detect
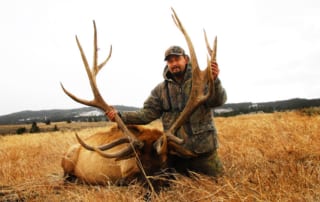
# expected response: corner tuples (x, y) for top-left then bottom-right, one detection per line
(60, 82), (92, 106)
(92, 21), (113, 77)
(171, 8), (199, 73)
(204, 33), (217, 100)
(205, 34), (217, 98)
(97, 45), (112, 74)
(204, 29), (217, 61)
(75, 134), (133, 158)
(93, 20), (98, 75)
(212, 36), (217, 61)
(204, 29), (212, 56)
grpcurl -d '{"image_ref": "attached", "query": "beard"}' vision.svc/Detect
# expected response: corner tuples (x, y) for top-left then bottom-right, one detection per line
(170, 65), (186, 78)
(171, 71), (185, 77)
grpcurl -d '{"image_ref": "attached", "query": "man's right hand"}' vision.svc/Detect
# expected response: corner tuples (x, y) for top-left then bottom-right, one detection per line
(106, 108), (118, 122)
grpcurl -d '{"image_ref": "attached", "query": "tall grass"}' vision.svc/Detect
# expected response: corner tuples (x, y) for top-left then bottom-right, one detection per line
(0, 111), (319, 201)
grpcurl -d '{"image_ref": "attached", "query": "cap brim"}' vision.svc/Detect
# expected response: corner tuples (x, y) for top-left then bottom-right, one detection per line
(164, 53), (184, 61)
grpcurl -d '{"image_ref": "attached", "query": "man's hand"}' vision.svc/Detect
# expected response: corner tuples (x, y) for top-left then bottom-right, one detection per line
(211, 61), (220, 80)
(105, 108), (117, 122)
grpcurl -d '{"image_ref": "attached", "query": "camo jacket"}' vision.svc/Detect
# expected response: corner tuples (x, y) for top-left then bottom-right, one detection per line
(120, 63), (227, 156)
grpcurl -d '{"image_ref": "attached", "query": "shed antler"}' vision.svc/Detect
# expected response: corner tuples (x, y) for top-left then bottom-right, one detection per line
(155, 8), (217, 157)
(61, 21), (143, 157)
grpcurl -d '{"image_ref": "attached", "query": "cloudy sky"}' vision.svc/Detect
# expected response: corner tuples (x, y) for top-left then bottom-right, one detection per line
(0, 0), (319, 116)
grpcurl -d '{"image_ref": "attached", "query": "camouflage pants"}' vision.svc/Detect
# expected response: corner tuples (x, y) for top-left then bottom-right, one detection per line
(167, 150), (224, 177)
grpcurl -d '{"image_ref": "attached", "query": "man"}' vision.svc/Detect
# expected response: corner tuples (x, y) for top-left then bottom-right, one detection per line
(107, 45), (227, 177)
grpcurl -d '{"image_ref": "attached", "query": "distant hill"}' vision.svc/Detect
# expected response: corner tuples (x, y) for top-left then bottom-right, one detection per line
(0, 98), (319, 125)
(0, 105), (139, 125)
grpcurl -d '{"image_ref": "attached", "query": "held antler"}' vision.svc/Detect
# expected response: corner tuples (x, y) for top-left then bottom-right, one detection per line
(168, 8), (217, 136)
(155, 8), (217, 157)
(61, 21), (143, 157)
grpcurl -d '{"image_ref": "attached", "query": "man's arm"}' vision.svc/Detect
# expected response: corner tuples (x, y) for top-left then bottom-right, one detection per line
(106, 84), (163, 124)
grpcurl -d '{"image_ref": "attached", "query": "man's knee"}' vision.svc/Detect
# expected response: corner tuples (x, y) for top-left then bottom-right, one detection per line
(191, 151), (224, 177)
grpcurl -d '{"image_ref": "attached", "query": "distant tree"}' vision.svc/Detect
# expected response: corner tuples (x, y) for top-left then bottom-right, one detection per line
(16, 127), (27, 134)
(44, 119), (51, 125)
(53, 124), (59, 131)
(30, 122), (40, 133)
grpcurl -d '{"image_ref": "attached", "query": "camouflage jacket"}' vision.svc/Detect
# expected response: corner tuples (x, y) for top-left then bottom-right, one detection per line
(120, 64), (227, 155)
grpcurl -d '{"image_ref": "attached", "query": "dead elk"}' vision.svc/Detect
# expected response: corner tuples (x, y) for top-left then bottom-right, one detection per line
(61, 125), (165, 185)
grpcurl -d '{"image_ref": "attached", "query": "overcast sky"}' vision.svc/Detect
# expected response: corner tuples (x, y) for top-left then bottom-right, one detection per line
(0, 0), (319, 116)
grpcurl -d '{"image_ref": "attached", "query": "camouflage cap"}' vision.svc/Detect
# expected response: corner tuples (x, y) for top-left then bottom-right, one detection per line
(164, 46), (186, 61)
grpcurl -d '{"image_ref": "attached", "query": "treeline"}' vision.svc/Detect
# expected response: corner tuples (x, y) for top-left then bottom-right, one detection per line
(214, 98), (320, 117)
(15, 121), (59, 135)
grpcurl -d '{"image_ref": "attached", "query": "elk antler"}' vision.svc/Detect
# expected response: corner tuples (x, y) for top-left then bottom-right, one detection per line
(155, 8), (217, 157)
(75, 134), (134, 158)
(168, 8), (216, 136)
(61, 21), (144, 157)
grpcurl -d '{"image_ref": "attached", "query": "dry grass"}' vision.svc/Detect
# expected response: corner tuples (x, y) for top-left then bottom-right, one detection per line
(0, 121), (109, 135)
(0, 110), (319, 201)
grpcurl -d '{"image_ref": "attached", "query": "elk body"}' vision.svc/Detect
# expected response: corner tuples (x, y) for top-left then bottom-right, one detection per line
(61, 8), (217, 185)
(61, 125), (164, 185)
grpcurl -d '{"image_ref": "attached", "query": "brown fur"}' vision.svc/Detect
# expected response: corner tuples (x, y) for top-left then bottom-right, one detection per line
(61, 125), (165, 185)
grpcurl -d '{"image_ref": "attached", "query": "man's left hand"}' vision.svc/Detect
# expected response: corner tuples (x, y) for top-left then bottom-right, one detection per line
(211, 62), (219, 80)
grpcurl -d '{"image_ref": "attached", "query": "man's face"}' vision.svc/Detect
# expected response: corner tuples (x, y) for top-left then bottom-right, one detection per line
(166, 55), (188, 77)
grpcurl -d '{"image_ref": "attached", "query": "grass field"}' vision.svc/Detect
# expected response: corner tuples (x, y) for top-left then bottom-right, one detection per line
(0, 110), (319, 201)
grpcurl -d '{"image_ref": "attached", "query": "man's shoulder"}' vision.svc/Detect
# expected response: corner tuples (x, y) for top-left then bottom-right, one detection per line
(155, 80), (167, 88)
(151, 80), (167, 94)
